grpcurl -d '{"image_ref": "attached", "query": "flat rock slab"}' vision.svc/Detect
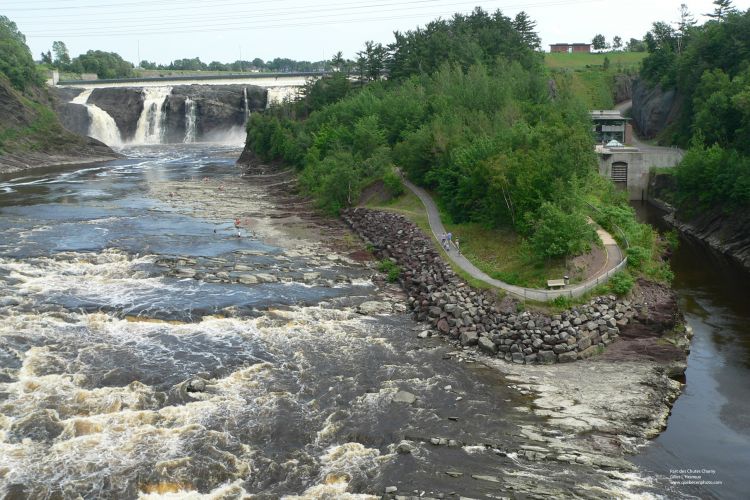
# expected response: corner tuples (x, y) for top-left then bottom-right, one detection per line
(392, 391), (417, 404)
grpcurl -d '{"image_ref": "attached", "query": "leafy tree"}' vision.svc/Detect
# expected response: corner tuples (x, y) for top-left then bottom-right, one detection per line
(592, 34), (606, 50)
(0, 15), (44, 90)
(612, 36), (623, 50)
(69, 50), (134, 79)
(625, 38), (646, 52)
(139, 60), (157, 69)
(40, 51), (52, 65)
(529, 202), (597, 259)
(512, 11), (541, 50)
(51, 41), (70, 67)
(706, 0), (736, 20)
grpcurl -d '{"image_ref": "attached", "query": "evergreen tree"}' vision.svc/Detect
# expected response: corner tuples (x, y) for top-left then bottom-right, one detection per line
(512, 11), (541, 50)
(706, 0), (736, 20)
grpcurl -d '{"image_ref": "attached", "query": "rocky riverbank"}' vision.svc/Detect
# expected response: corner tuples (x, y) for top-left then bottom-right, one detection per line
(665, 208), (750, 272)
(343, 208), (648, 365)
(340, 205), (693, 488)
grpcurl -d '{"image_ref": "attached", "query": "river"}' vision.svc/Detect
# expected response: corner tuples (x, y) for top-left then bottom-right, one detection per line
(631, 202), (750, 499)
(1, 144), (662, 499)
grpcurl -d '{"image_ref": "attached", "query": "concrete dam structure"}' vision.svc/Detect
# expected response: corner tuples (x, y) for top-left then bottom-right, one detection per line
(53, 84), (268, 147)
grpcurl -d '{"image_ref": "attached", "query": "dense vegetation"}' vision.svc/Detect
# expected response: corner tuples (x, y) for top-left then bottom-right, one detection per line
(0, 18), (90, 157)
(640, 3), (750, 214)
(0, 16), (44, 91)
(245, 7), (666, 287)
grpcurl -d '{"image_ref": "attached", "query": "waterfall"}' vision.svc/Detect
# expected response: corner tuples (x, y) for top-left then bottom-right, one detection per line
(132, 87), (172, 144)
(243, 87), (249, 122)
(183, 98), (197, 143)
(71, 89), (123, 147)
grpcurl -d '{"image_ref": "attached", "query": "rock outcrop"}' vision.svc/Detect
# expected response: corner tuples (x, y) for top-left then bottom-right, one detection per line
(342, 208), (643, 364)
(0, 77), (119, 174)
(88, 88), (145, 141)
(51, 84), (267, 143)
(631, 78), (683, 139)
(164, 84), (266, 142)
(667, 208), (750, 271)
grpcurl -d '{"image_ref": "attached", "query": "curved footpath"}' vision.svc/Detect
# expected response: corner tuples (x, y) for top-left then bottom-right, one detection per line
(401, 178), (624, 301)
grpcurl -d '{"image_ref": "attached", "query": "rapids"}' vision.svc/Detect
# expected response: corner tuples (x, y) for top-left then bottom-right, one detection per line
(0, 145), (668, 498)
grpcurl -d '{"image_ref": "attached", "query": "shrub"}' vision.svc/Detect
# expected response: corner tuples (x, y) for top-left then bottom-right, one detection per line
(382, 168), (404, 196)
(609, 271), (634, 296)
(377, 259), (402, 282)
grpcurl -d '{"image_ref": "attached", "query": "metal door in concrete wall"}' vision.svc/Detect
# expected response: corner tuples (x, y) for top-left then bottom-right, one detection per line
(611, 162), (628, 190)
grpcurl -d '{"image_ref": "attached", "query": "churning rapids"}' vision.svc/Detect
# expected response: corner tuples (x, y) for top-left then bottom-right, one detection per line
(0, 145), (678, 499)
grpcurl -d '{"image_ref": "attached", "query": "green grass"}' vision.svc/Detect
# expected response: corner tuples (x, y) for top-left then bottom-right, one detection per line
(366, 191), (570, 290)
(544, 51), (647, 70)
(441, 220), (569, 289)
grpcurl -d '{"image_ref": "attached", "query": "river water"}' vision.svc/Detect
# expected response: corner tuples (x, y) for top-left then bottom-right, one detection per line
(631, 202), (750, 499)
(1, 145), (656, 499)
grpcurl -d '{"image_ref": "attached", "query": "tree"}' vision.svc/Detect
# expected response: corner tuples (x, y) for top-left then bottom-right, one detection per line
(0, 15), (44, 90)
(40, 51), (52, 65)
(592, 34), (606, 51)
(331, 51), (345, 72)
(626, 38), (646, 52)
(69, 50), (134, 79)
(706, 0), (736, 20)
(139, 60), (157, 70)
(612, 36), (623, 50)
(676, 4), (696, 53)
(51, 40), (70, 67)
(356, 41), (386, 81)
(512, 11), (541, 50)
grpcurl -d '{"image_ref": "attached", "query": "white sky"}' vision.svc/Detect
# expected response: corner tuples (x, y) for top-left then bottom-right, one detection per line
(6, 0), (749, 65)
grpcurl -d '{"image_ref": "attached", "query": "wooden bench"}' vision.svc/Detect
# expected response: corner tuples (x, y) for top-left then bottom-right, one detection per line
(547, 279), (566, 289)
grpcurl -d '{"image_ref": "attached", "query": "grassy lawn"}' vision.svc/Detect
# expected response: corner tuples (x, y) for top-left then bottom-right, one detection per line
(544, 51), (647, 70)
(366, 190), (569, 290)
(441, 221), (568, 289)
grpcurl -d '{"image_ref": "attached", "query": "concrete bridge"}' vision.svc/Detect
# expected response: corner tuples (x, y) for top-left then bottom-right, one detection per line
(56, 71), (329, 104)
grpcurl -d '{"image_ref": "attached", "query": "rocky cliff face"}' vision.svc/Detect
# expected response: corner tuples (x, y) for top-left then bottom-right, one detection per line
(88, 88), (145, 141)
(667, 208), (750, 271)
(52, 84), (267, 144)
(165, 85), (266, 142)
(631, 79), (683, 139)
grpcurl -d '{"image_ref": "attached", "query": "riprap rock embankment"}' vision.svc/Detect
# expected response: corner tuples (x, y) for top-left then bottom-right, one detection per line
(343, 208), (645, 364)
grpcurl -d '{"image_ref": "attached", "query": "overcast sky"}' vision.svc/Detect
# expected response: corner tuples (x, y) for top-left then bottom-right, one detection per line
(7, 0), (750, 65)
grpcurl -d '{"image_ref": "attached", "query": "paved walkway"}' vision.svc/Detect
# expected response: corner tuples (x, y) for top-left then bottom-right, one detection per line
(401, 178), (624, 301)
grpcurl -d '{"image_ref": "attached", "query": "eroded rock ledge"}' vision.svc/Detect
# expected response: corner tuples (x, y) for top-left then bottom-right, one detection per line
(343, 208), (677, 365)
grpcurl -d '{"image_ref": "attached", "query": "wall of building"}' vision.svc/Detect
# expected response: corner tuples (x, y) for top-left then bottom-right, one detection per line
(597, 149), (684, 200)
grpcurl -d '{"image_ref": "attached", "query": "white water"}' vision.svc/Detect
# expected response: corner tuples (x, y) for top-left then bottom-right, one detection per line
(71, 89), (123, 147)
(183, 98), (197, 143)
(243, 87), (249, 122)
(132, 87), (172, 144)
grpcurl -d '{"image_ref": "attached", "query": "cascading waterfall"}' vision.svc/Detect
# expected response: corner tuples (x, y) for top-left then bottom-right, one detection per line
(243, 87), (249, 122)
(183, 97), (197, 143)
(132, 87), (172, 144)
(71, 89), (123, 147)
